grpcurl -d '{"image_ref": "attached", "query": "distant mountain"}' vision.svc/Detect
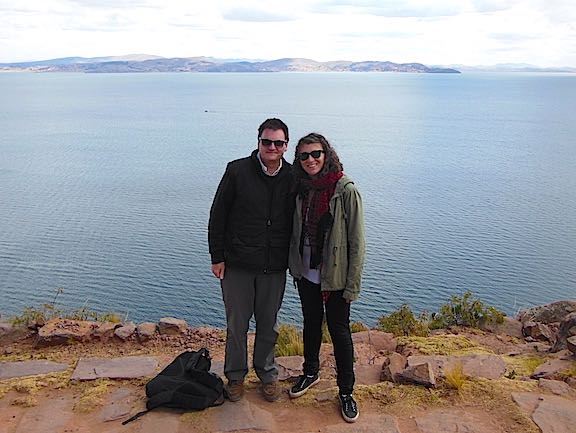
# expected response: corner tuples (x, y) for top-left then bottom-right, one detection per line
(442, 63), (576, 73)
(0, 55), (460, 74)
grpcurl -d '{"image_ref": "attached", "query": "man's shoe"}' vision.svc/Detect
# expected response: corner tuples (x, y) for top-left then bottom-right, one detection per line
(261, 381), (281, 402)
(225, 380), (244, 402)
(339, 393), (359, 423)
(289, 373), (320, 398)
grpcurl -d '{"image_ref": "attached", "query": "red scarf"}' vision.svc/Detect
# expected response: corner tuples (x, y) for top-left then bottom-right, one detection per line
(300, 171), (343, 268)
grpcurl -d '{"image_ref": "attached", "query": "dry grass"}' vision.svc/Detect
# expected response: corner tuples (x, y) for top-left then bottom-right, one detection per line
(398, 335), (494, 355)
(73, 379), (112, 413)
(444, 362), (467, 391)
(275, 324), (304, 357)
(502, 354), (547, 377)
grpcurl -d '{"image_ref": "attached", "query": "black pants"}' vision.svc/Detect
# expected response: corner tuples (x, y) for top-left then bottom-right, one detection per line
(297, 277), (355, 395)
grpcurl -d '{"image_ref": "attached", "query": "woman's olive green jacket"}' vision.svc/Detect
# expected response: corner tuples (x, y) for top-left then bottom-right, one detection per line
(288, 175), (365, 301)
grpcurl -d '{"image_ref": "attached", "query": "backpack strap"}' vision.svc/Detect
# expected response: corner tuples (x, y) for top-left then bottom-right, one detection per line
(122, 409), (149, 425)
(121, 390), (174, 425)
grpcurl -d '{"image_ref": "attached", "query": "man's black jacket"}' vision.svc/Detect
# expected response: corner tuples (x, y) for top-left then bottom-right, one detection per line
(208, 150), (294, 273)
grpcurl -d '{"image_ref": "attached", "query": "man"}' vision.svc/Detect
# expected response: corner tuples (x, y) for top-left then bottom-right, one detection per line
(208, 118), (294, 402)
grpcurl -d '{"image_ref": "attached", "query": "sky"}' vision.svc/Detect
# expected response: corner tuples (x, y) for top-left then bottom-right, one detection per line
(1, 0), (575, 67)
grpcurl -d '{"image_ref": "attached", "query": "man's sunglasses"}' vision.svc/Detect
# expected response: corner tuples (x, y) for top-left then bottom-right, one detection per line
(297, 150), (325, 161)
(259, 138), (287, 148)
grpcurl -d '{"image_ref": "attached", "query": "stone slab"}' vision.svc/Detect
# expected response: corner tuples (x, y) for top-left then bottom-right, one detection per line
(355, 364), (383, 385)
(14, 395), (73, 433)
(416, 408), (501, 433)
(532, 394), (576, 433)
(0, 360), (69, 379)
(209, 399), (276, 432)
(324, 414), (400, 433)
(71, 356), (158, 380)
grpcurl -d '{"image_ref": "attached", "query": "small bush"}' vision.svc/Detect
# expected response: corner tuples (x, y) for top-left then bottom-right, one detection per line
(275, 324), (304, 356)
(350, 321), (369, 333)
(377, 304), (429, 337)
(429, 291), (504, 329)
(444, 362), (466, 391)
(9, 288), (122, 325)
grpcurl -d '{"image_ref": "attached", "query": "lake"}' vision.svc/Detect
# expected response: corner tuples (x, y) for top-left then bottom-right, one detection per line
(0, 71), (575, 327)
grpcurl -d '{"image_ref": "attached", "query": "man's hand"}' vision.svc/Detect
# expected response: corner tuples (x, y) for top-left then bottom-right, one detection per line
(211, 262), (225, 279)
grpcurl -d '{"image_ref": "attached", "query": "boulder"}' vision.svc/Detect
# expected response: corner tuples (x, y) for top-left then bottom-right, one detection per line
(380, 352), (407, 383)
(91, 322), (118, 341)
(137, 322), (157, 341)
(517, 300), (576, 324)
(407, 354), (506, 380)
(351, 330), (397, 353)
(276, 356), (304, 381)
(522, 321), (555, 344)
(397, 362), (436, 387)
(158, 317), (188, 335)
(36, 319), (97, 346)
(566, 336), (576, 355)
(114, 322), (136, 340)
(551, 312), (576, 352)
(0, 322), (30, 345)
(482, 316), (524, 338)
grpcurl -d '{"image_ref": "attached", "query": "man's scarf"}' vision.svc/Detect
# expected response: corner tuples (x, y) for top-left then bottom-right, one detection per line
(299, 171), (343, 269)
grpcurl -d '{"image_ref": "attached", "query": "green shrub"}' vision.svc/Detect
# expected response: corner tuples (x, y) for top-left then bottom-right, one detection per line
(377, 304), (429, 337)
(429, 291), (505, 329)
(350, 321), (369, 333)
(9, 288), (122, 326)
(275, 324), (304, 356)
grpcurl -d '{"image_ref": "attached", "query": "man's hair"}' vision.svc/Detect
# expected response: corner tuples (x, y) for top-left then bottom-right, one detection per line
(258, 118), (289, 142)
(293, 132), (343, 178)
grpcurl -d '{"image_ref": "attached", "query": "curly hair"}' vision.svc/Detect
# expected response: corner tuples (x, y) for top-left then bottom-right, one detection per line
(293, 133), (343, 179)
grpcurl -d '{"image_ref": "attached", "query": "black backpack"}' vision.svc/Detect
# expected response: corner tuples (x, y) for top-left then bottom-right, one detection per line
(123, 348), (224, 424)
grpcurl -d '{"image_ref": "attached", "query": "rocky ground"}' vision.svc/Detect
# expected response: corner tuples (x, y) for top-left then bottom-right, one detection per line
(1, 301), (576, 433)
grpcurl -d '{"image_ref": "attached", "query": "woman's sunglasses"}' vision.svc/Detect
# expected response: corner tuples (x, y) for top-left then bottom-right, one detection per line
(297, 150), (325, 161)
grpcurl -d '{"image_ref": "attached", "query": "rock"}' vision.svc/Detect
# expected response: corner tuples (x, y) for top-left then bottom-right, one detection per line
(355, 364), (383, 385)
(92, 322), (118, 341)
(13, 395), (73, 433)
(551, 312), (576, 352)
(208, 398), (277, 432)
(71, 356), (158, 380)
(531, 358), (575, 379)
(566, 335), (576, 354)
(532, 395), (576, 433)
(0, 323), (29, 345)
(158, 317), (188, 335)
(97, 388), (137, 422)
(522, 321), (555, 343)
(0, 360), (69, 379)
(380, 352), (406, 383)
(137, 322), (157, 341)
(351, 330), (397, 353)
(517, 300), (576, 324)
(36, 319), (97, 346)
(325, 414), (401, 433)
(114, 322), (136, 340)
(482, 316), (524, 338)
(538, 379), (576, 398)
(514, 392), (576, 433)
(407, 354), (506, 380)
(397, 362), (436, 387)
(416, 408), (501, 433)
(276, 355), (303, 381)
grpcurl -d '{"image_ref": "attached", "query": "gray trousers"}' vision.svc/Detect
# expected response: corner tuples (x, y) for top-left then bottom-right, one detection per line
(221, 267), (286, 384)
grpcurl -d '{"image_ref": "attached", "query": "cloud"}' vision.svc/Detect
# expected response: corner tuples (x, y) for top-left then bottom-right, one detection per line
(222, 7), (296, 22)
(67, 0), (159, 8)
(313, 0), (464, 17)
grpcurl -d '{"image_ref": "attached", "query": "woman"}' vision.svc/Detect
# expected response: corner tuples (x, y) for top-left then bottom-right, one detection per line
(288, 133), (365, 423)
